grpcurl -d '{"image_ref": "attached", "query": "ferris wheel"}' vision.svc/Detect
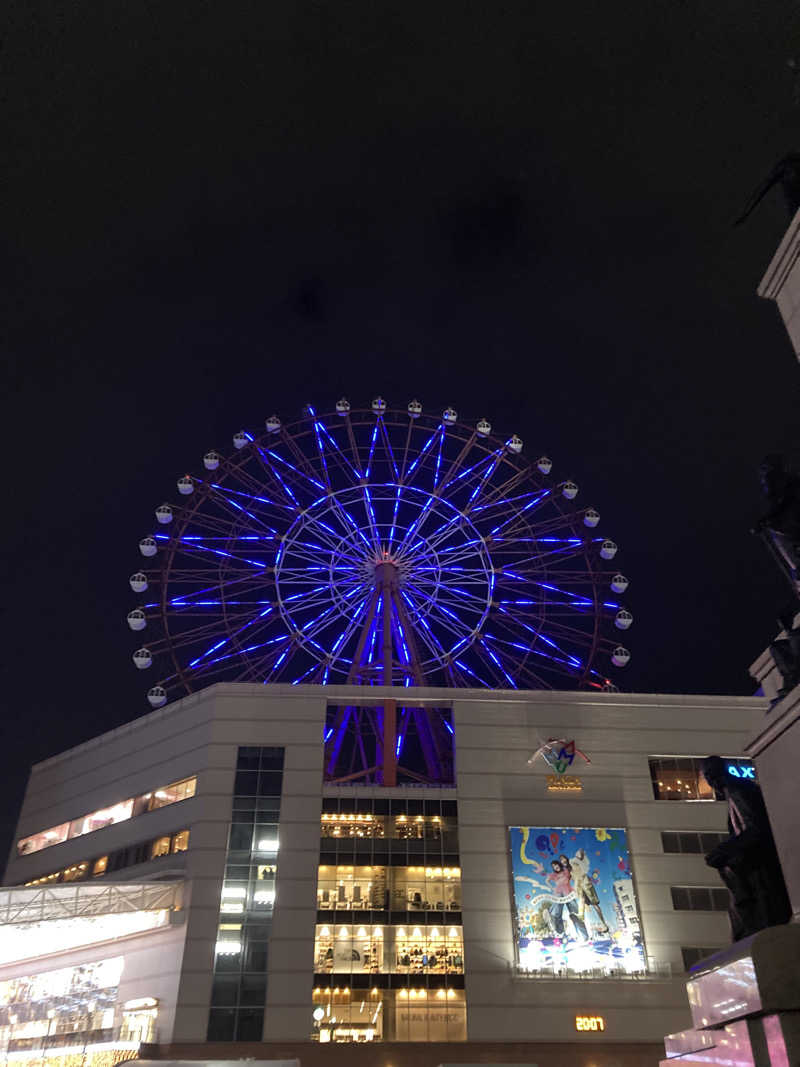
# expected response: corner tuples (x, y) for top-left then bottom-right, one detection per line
(128, 399), (632, 708)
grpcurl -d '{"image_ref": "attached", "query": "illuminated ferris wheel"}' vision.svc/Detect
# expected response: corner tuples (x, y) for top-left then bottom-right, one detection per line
(128, 399), (632, 708)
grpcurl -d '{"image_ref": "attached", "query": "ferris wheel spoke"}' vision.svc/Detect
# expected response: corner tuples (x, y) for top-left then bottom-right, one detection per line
(403, 586), (473, 645)
(471, 486), (550, 516)
(167, 539), (271, 571)
(377, 417), (400, 482)
(280, 422), (327, 483)
(183, 606), (276, 668)
(208, 490), (280, 535)
(437, 432), (478, 491)
(210, 462), (296, 513)
(473, 638), (518, 688)
(316, 419), (363, 483)
(263, 443), (325, 497)
(342, 414), (364, 478)
(478, 464), (532, 510)
(399, 418), (415, 479)
(403, 425), (443, 487)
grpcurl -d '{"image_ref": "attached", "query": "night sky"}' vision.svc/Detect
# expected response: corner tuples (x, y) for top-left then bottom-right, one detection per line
(4, 3), (800, 863)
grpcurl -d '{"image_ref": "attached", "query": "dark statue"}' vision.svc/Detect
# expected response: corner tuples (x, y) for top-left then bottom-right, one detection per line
(701, 756), (791, 942)
(735, 153), (800, 226)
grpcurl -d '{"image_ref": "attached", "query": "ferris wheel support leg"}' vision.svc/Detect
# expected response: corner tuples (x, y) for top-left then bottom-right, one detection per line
(381, 699), (397, 787)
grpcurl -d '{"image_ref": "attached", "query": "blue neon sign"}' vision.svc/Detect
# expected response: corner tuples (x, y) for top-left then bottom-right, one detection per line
(726, 762), (755, 780)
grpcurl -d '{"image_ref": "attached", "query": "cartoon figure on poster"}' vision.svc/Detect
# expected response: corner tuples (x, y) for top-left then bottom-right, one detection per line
(509, 826), (645, 974)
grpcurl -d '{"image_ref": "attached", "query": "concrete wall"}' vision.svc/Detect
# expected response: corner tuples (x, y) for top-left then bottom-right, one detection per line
(452, 690), (762, 1044)
(2, 682), (764, 1051)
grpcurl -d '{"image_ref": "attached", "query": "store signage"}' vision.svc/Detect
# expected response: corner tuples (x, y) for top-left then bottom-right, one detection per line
(546, 774), (582, 792)
(726, 763), (755, 780)
(529, 738), (590, 791)
(576, 1014), (605, 1032)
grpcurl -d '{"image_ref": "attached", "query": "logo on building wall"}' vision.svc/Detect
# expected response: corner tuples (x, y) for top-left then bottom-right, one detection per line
(528, 738), (591, 791)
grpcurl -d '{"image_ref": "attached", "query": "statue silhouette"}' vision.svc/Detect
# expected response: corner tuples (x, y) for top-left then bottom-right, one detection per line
(701, 756), (791, 942)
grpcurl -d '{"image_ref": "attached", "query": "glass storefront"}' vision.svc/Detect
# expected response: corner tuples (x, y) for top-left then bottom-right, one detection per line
(317, 864), (462, 913)
(314, 922), (464, 976)
(311, 987), (466, 1043)
(0, 958), (124, 1053)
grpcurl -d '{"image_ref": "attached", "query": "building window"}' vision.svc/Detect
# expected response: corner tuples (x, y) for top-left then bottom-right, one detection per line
(649, 757), (754, 801)
(317, 864), (462, 913)
(172, 829), (190, 853)
(661, 831), (728, 854)
(681, 946), (719, 971)
(649, 758), (715, 801)
(17, 775), (198, 856)
(24, 830), (190, 886)
(670, 886), (729, 911)
(151, 836), (172, 860)
(314, 922), (464, 976)
(208, 746), (284, 1043)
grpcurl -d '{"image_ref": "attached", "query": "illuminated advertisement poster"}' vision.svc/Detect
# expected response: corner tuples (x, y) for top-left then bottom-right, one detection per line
(509, 826), (645, 975)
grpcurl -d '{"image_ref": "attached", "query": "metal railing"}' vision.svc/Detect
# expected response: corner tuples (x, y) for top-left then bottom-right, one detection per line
(0, 882), (183, 926)
(514, 957), (673, 981)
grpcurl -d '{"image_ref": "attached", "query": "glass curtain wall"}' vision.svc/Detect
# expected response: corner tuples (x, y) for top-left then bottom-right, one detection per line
(313, 795), (464, 1043)
(207, 747), (284, 1042)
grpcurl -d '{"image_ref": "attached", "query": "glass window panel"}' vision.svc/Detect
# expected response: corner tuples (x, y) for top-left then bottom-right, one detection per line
(244, 943), (268, 971)
(237, 749), (262, 770)
(679, 832), (701, 853)
(257, 771), (283, 797)
(171, 829), (190, 853)
(671, 887), (690, 910)
(210, 976), (239, 1006)
(239, 975), (267, 1006)
(234, 770), (259, 796)
(661, 832), (680, 853)
(207, 1008), (236, 1041)
(700, 832), (726, 851)
(150, 835), (172, 860)
(228, 824), (253, 852)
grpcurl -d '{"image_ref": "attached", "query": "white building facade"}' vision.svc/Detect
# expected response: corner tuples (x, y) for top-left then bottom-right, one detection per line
(1, 683), (764, 1067)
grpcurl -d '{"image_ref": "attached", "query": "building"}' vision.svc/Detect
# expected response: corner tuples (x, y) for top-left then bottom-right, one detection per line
(1, 682), (764, 1067)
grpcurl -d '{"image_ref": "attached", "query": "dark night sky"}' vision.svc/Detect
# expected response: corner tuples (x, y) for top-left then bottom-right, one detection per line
(3, 2), (800, 862)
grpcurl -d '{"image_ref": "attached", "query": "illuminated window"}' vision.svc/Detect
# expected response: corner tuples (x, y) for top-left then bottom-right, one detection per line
(172, 829), (190, 853)
(147, 776), (196, 811)
(151, 836), (172, 860)
(648, 758), (716, 801)
(92, 856), (108, 876)
(17, 775), (197, 856)
(310, 987), (466, 1043)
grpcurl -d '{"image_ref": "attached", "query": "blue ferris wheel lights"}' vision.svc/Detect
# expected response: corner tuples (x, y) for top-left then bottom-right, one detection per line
(365, 424), (379, 479)
(136, 404), (627, 702)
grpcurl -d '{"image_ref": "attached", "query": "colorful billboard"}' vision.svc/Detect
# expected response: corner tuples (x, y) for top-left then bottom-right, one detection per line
(509, 826), (645, 975)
